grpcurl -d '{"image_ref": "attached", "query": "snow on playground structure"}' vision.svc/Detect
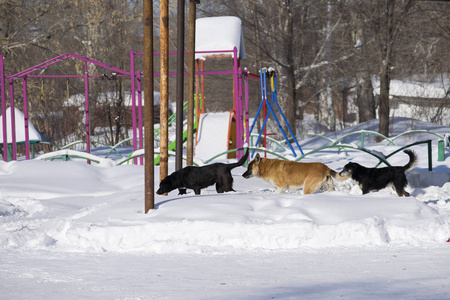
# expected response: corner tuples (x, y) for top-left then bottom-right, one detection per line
(0, 16), (449, 166)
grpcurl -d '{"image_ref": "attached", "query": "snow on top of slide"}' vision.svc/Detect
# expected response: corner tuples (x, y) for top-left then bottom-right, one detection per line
(195, 16), (246, 60)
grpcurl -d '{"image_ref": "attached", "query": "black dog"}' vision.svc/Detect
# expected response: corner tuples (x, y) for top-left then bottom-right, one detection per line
(156, 149), (249, 195)
(339, 150), (417, 197)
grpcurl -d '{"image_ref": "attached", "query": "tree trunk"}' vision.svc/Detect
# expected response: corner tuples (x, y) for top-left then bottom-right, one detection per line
(280, 0), (297, 136)
(356, 73), (376, 123)
(378, 64), (391, 138)
(318, 1), (336, 131)
(353, 21), (376, 123)
(377, 0), (395, 140)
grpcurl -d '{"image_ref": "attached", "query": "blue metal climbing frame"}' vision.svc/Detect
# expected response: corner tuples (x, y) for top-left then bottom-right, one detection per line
(249, 68), (304, 157)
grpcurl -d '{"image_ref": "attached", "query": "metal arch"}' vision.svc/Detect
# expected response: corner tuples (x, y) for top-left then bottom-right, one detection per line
(293, 144), (392, 167)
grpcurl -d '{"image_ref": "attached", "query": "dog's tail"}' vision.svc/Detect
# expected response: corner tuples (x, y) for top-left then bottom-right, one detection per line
(403, 149), (418, 170)
(227, 148), (249, 170)
(329, 169), (350, 181)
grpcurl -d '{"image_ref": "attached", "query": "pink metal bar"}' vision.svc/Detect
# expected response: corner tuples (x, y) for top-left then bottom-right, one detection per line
(130, 50), (137, 164)
(23, 77), (30, 159)
(12, 53), (72, 78)
(11, 53), (130, 79)
(244, 69), (250, 147)
(134, 49), (234, 56)
(237, 67), (244, 158)
(22, 70), (236, 79)
(9, 77), (16, 160)
(68, 53), (130, 76)
(0, 54), (7, 161)
(233, 47), (240, 158)
(84, 62), (91, 163)
(25, 74), (129, 79)
(137, 70), (143, 165)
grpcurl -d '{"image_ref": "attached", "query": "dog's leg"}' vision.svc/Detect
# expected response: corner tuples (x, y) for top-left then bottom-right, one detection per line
(216, 173), (235, 193)
(275, 187), (286, 194)
(216, 184), (225, 193)
(304, 177), (323, 194)
(216, 185), (235, 193)
(393, 185), (410, 197)
(393, 176), (409, 197)
(193, 188), (201, 195)
(361, 184), (370, 194)
(178, 188), (187, 195)
(319, 175), (335, 192)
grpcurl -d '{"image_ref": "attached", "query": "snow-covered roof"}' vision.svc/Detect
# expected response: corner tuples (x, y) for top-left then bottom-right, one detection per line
(195, 16), (246, 60)
(373, 78), (448, 99)
(0, 107), (50, 144)
(65, 91), (165, 107)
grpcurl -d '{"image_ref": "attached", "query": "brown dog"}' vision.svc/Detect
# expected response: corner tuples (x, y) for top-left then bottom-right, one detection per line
(242, 154), (348, 194)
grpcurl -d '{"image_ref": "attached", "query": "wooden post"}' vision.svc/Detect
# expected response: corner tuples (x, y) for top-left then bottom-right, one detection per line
(160, 0), (169, 188)
(186, 0), (199, 165)
(175, 0), (185, 171)
(143, 0), (154, 212)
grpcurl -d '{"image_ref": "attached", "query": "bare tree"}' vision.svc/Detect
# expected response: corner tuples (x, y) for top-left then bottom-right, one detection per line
(373, 0), (414, 139)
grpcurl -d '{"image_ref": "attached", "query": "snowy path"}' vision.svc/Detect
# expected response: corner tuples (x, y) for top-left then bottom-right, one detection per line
(1, 248), (449, 300)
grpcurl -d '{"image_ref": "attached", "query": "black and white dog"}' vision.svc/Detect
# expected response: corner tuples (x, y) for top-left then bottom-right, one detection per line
(156, 149), (249, 195)
(339, 150), (417, 197)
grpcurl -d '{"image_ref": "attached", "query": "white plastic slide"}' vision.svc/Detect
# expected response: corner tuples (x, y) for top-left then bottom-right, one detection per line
(195, 112), (231, 161)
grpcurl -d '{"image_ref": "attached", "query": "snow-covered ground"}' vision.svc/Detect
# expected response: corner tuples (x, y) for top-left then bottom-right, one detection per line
(1, 117), (449, 300)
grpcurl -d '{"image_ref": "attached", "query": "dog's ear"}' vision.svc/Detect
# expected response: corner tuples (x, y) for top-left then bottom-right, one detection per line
(255, 153), (261, 163)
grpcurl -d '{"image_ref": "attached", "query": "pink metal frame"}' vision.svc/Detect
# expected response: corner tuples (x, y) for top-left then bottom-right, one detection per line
(0, 53), (130, 162)
(0, 47), (250, 162)
(130, 47), (249, 160)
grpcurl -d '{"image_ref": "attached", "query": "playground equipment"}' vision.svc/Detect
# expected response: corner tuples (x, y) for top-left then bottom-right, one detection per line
(250, 67), (303, 158)
(0, 48), (251, 164)
(194, 111), (234, 161)
(129, 16), (250, 163)
(0, 16), (257, 166)
(0, 107), (51, 160)
(0, 52), (131, 162)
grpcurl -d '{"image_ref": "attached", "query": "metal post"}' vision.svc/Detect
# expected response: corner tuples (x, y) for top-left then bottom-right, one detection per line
(232, 47), (240, 158)
(237, 66), (243, 158)
(0, 54), (7, 161)
(175, 0), (185, 171)
(84, 62), (91, 163)
(186, 0), (199, 166)
(143, 0), (155, 212)
(195, 60), (200, 125)
(438, 139), (445, 162)
(160, 0), (169, 186)
(427, 140), (432, 171)
(23, 77), (30, 160)
(244, 69), (249, 147)
(8, 77), (16, 160)
(201, 60), (205, 112)
(137, 69), (143, 165)
(130, 50), (137, 164)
